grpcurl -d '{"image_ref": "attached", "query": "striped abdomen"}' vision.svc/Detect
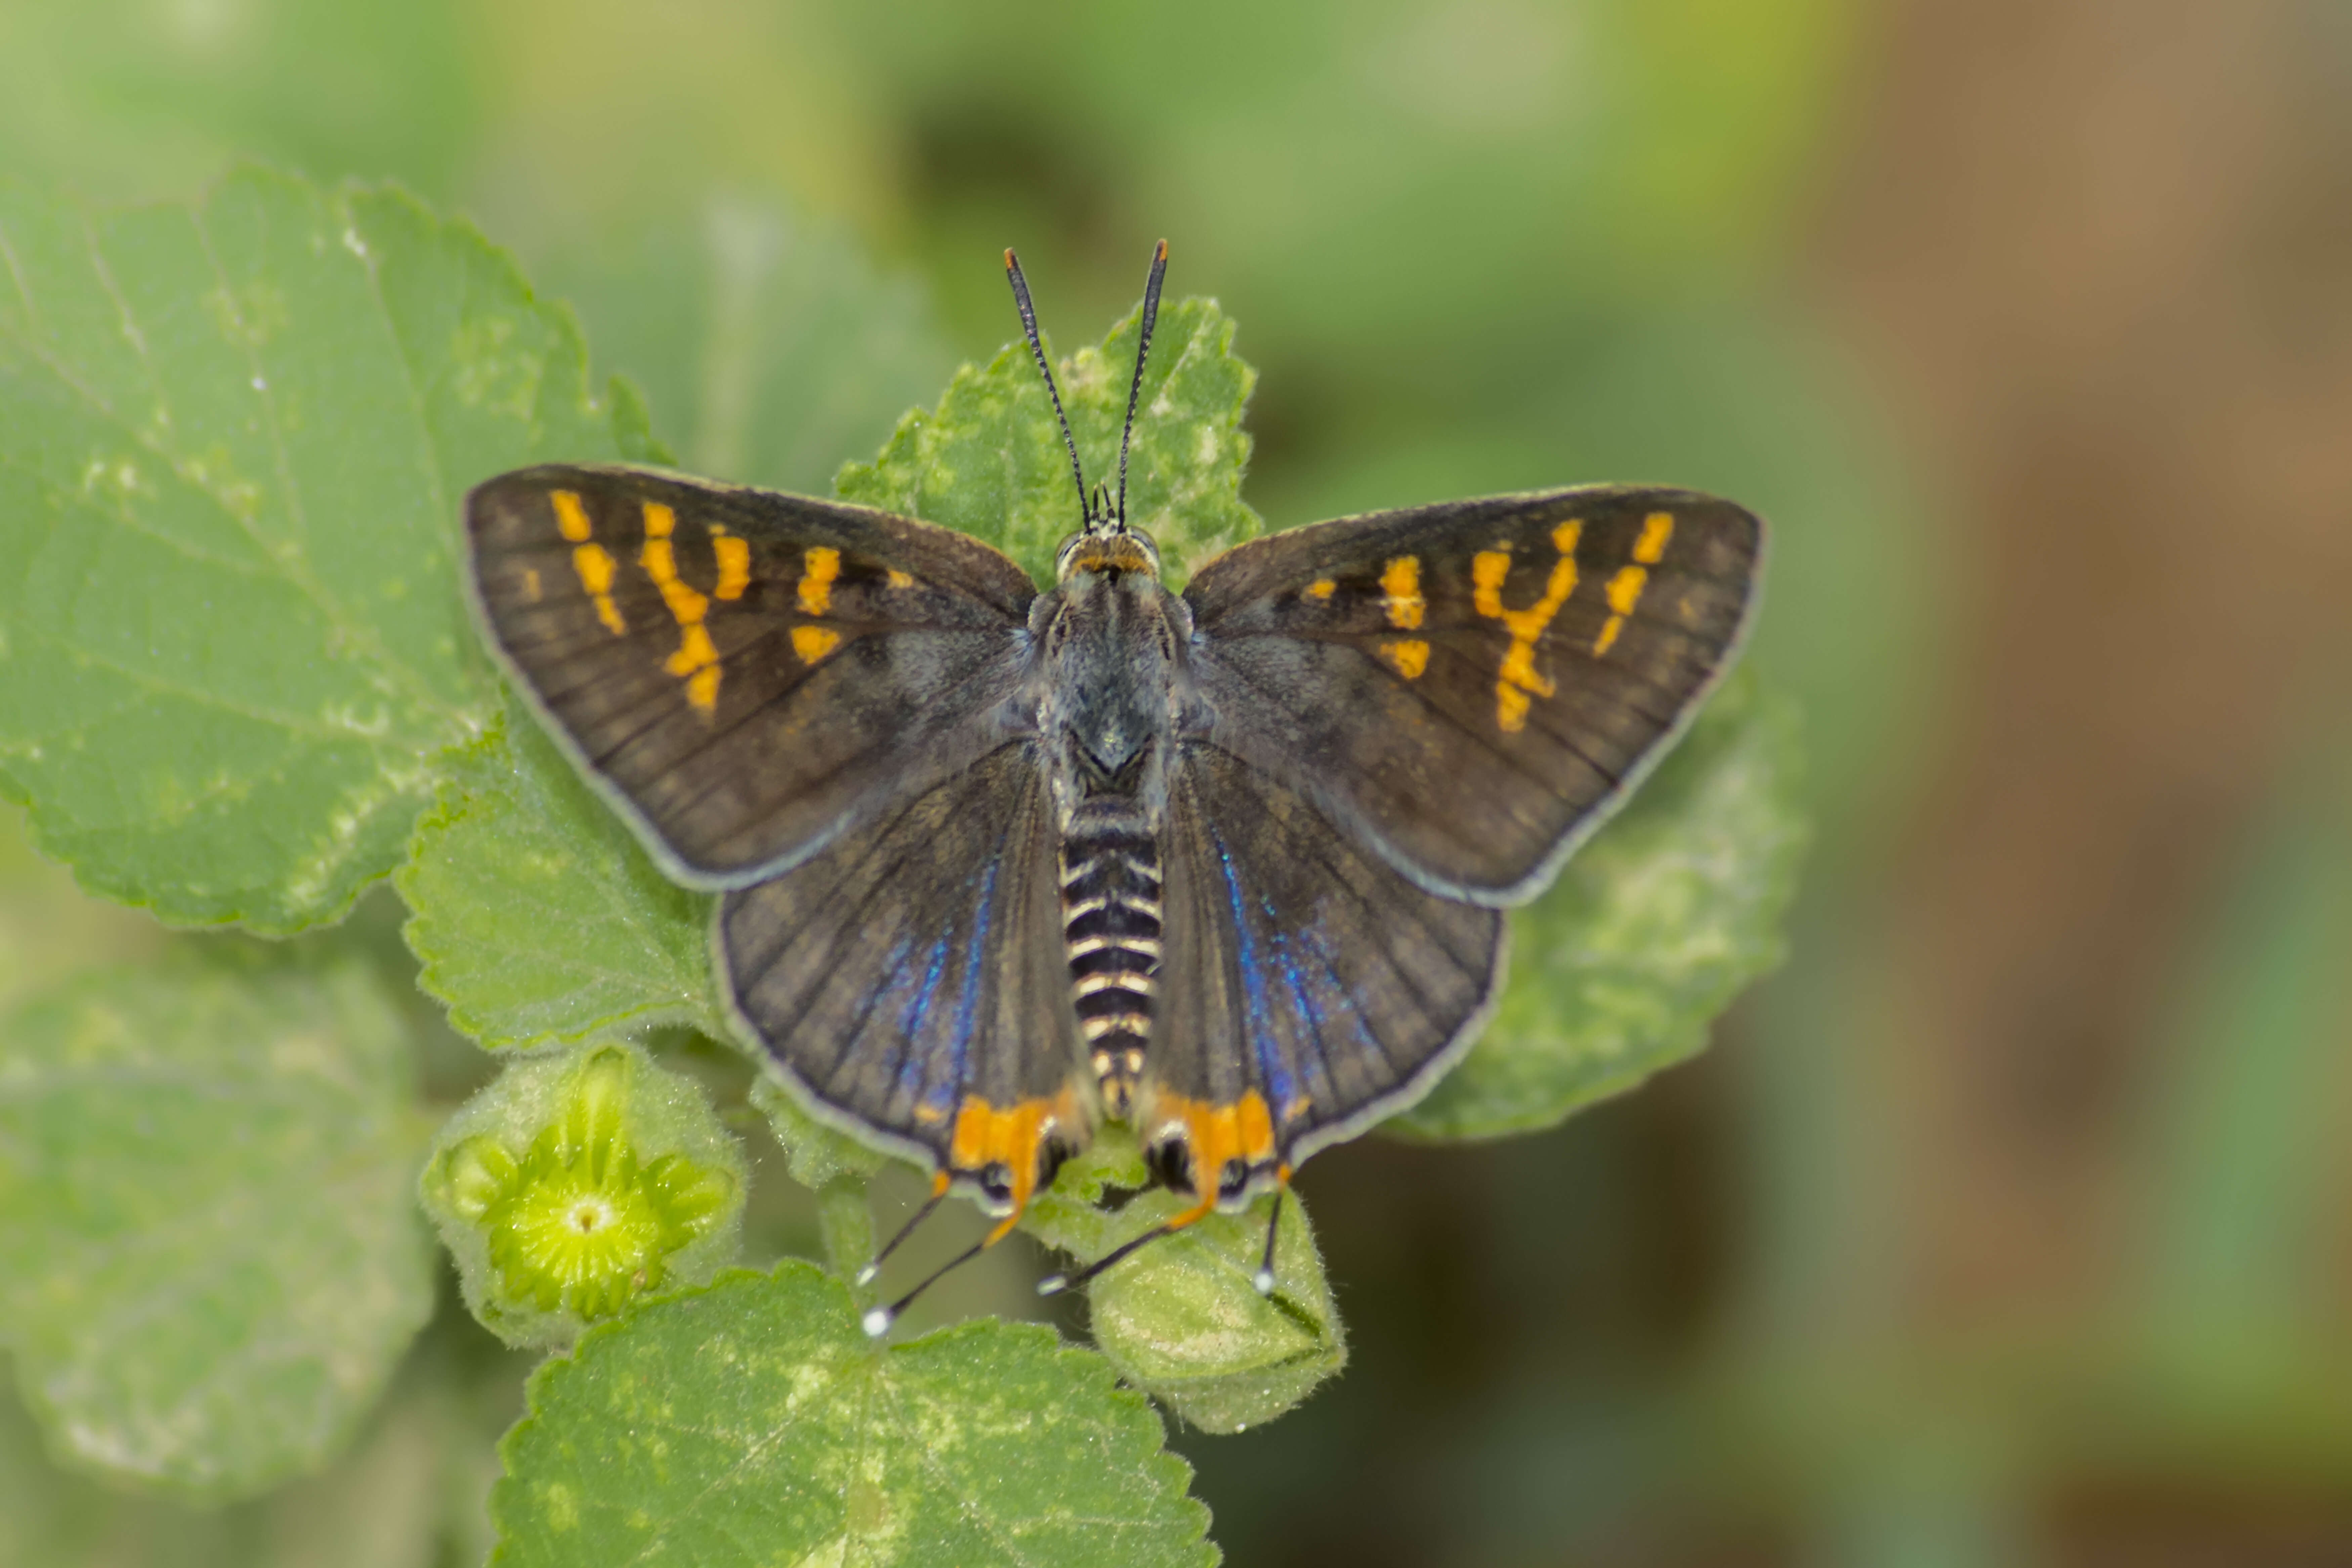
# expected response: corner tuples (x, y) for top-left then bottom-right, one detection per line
(1060, 802), (1161, 1118)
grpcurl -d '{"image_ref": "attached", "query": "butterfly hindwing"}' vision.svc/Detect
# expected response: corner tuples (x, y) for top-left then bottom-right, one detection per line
(466, 463), (1036, 887)
(1183, 486), (1762, 903)
(715, 743), (1091, 1181)
(1148, 746), (1506, 1175)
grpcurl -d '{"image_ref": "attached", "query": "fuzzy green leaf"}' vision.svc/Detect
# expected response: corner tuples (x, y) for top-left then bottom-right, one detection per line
(748, 1068), (892, 1190)
(837, 296), (1259, 588)
(1025, 1134), (1345, 1435)
(1389, 671), (1809, 1140)
(0, 943), (435, 1499)
(492, 1261), (1217, 1568)
(420, 1042), (746, 1348)
(0, 166), (643, 931)
(0, 1330), (519, 1568)
(399, 700), (718, 1051)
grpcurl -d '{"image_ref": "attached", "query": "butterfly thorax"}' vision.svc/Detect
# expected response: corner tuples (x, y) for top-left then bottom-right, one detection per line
(1032, 544), (1189, 1120)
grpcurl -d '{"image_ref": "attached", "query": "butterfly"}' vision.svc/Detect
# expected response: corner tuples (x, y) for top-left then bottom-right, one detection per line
(463, 241), (1764, 1333)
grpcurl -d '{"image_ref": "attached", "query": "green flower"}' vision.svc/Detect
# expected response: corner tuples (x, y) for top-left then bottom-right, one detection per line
(424, 1045), (743, 1344)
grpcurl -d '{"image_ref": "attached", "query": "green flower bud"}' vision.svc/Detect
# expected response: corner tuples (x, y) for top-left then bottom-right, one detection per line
(421, 1044), (744, 1346)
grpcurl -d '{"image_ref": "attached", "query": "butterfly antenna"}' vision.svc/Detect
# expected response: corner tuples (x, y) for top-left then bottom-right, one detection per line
(855, 1181), (948, 1288)
(1114, 239), (1168, 526)
(1004, 248), (1094, 528)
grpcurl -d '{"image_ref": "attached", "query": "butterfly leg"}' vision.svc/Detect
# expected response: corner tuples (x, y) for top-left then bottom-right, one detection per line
(863, 1092), (1080, 1337)
(1037, 1094), (1287, 1297)
(1253, 1175), (1290, 1296)
(856, 1175), (950, 1288)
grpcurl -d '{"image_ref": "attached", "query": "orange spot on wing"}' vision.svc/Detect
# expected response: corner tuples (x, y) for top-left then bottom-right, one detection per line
(1303, 579), (1335, 601)
(1472, 519), (1581, 732)
(710, 524), (751, 600)
(1606, 563), (1646, 616)
(886, 568), (914, 590)
(639, 501), (721, 712)
(791, 625), (841, 665)
(551, 490), (592, 542)
(570, 542), (625, 635)
(1634, 510), (1674, 564)
(799, 547), (840, 616)
(1378, 638), (1430, 679)
(1380, 556), (1424, 629)
(665, 623), (718, 680)
(522, 568), (541, 603)
(1593, 560), (1649, 656)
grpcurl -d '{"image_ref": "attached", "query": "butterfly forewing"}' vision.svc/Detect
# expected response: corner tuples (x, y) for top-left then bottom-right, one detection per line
(715, 744), (1090, 1175)
(466, 464), (1036, 887)
(1184, 486), (1761, 903)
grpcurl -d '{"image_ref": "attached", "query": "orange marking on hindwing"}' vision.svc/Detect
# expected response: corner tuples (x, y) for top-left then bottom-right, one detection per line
(1144, 1090), (1279, 1228)
(886, 568), (914, 590)
(791, 625), (840, 665)
(522, 568), (541, 603)
(948, 1090), (1083, 1241)
(1471, 518), (1581, 732)
(1378, 639), (1430, 679)
(1303, 579), (1336, 601)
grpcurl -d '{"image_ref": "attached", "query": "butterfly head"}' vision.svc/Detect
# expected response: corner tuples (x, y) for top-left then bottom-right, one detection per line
(1054, 510), (1161, 581)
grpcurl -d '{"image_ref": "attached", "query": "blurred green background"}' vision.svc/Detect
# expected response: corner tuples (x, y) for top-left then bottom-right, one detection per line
(3, 0), (2351, 1563)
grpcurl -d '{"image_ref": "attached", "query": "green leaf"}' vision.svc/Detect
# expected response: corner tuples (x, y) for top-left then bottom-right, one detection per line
(0, 166), (641, 931)
(0, 801), (167, 1006)
(1025, 1135), (1345, 1435)
(0, 1325), (521, 1567)
(420, 1042), (746, 1348)
(529, 194), (957, 496)
(492, 1261), (1218, 1567)
(399, 698), (718, 1051)
(0, 942), (435, 1499)
(748, 1067), (892, 1191)
(837, 296), (1260, 588)
(0, 0), (484, 206)
(1389, 670), (1809, 1140)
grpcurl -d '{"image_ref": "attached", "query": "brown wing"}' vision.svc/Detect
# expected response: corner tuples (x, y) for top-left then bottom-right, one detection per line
(466, 464), (1036, 887)
(1183, 486), (1761, 903)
